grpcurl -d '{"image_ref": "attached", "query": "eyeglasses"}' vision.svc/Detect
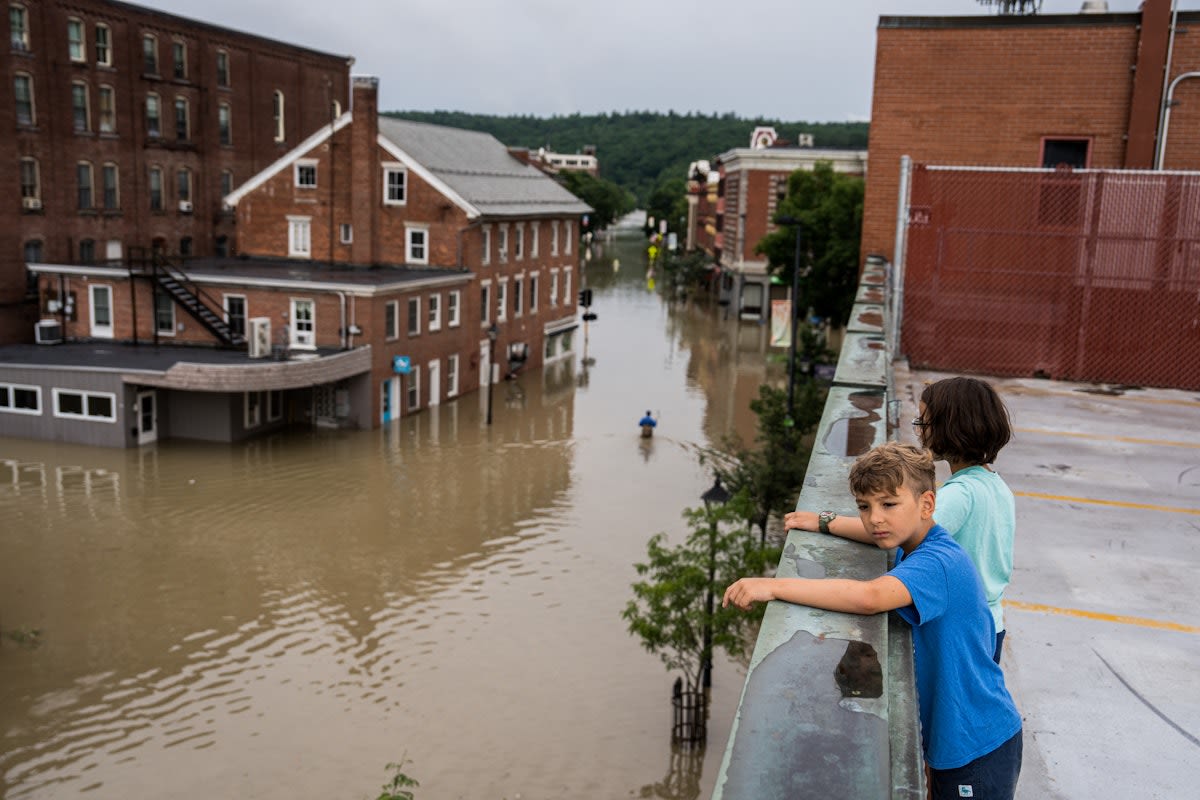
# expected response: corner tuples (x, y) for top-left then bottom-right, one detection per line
(911, 418), (929, 428)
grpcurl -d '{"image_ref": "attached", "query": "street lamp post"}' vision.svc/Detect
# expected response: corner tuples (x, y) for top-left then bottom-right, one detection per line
(486, 323), (498, 425)
(776, 216), (803, 420)
(700, 475), (731, 689)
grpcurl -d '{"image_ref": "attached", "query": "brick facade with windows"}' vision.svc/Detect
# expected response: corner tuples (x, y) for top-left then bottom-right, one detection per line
(862, 4), (1200, 263)
(2, 0), (351, 343)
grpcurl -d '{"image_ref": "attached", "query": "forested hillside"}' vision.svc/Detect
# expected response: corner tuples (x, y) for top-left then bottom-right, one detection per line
(383, 110), (869, 204)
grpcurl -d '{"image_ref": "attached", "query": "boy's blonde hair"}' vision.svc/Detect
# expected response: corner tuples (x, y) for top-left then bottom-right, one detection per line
(848, 441), (936, 498)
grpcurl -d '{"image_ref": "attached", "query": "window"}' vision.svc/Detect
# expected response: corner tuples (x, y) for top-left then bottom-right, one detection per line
(407, 296), (421, 336)
(385, 300), (399, 340)
(447, 354), (459, 397)
(339, 223), (352, 244)
(78, 239), (95, 263)
(550, 270), (559, 307)
(149, 166), (163, 210)
(176, 168), (191, 203)
(224, 294), (246, 336)
(172, 41), (186, 80)
(216, 50), (230, 87)
(102, 162), (118, 210)
(481, 281), (491, 325)
(499, 225), (509, 263)
(287, 216), (311, 258)
(95, 23), (110, 66)
(515, 223), (524, 260)
(145, 93), (160, 137)
(565, 221), (573, 255)
(529, 273), (538, 314)
(407, 365), (420, 410)
(428, 294), (441, 332)
(531, 221), (540, 257)
(407, 227), (428, 264)
(564, 267), (572, 304)
(514, 275), (524, 317)
(174, 96), (189, 141)
(67, 18), (84, 62)
(14, 73), (34, 126)
(142, 34), (157, 74)
(71, 81), (89, 132)
(214, 235), (229, 257)
(290, 298), (314, 348)
(89, 284), (112, 337)
(179, 237), (192, 257)
(76, 162), (94, 209)
(10, 4), (29, 51)
(551, 221), (560, 255)
(53, 389), (116, 422)
(19, 157), (38, 203)
(154, 291), (175, 334)
(295, 160), (317, 188)
(0, 383), (41, 416)
(220, 170), (233, 200)
(272, 90), (284, 142)
(448, 290), (460, 327)
(481, 226), (491, 265)
(98, 85), (115, 133)
(244, 391), (261, 428)
(497, 279), (508, 322)
(384, 165), (406, 204)
(1042, 138), (1090, 170)
(218, 103), (231, 145)
(268, 390), (282, 422)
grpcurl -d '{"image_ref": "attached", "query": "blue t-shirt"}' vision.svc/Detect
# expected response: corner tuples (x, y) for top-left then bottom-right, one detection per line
(892, 525), (1022, 769)
(935, 465), (1016, 633)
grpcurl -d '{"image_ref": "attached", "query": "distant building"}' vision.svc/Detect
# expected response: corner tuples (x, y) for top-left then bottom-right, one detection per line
(534, 147), (599, 177)
(2, 0), (352, 345)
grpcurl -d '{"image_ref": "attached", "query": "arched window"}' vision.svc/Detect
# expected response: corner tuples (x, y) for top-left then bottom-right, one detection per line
(76, 161), (94, 210)
(13, 72), (34, 126)
(19, 157), (39, 207)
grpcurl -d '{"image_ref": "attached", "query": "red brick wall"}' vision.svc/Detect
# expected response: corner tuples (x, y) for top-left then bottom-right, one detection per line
(862, 13), (1200, 263)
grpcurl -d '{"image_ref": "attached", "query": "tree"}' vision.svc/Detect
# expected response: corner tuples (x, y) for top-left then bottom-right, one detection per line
(644, 176), (689, 238)
(755, 161), (864, 325)
(559, 171), (635, 231)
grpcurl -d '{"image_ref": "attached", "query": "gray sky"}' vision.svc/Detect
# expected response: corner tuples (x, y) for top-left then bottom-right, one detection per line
(150, 0), (1178, 120)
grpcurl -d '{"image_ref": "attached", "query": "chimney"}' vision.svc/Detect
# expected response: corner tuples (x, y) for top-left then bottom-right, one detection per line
(350, 76), (381, 265)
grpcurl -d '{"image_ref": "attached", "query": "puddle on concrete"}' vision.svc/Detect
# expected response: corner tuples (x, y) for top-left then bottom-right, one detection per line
(822, 391), (884, 457)
(835, 641), (884, 699)
(782, 541), (827, 579)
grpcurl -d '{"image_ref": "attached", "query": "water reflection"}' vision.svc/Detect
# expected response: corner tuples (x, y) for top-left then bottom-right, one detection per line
(1, 228), (782, 799)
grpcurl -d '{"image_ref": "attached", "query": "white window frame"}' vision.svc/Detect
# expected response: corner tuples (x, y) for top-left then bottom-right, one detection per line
(531, 221), (540, 257)
(480, 280), (492, 325)
(173, 95), (189, 141)
(407, 296), (421, 336)
(77, 161), (94, 209)
(154, 291), (175, 336)
(89, 283), (113, 338)
(288, 215), (311, 258)
(94, 23), (110, 65)
(176, 167), (192, 203)
(564, 267), (573, 306)
(447, 353), (459, 398)
(67, 17), (84, 63)
(272, 89), (285, 142)
(290, 297), (315, 349)
(142, 33), (158, 74)
(385, 300), (400, 340)
(515, 223), (525, 260)
(448, 289), (461, 327)
(295, 159), (317, 189)
(565, 221), (573, 255)
(98, 84), (115, 133)
(529, 271), (539, 315)
(0, 383), (42, 416)
(71, 80), (90, 133)
(498, 225), (509, 263)
(551, 220), (560, 256)
(244, 391), (261, 428)
(145, 92), (160, 138)
(481, 225), (491, 265)
(19, 156), (39, 203)
(428, 293), (442, 332)
(383, 163), (407, 205)
(497, 278), (508, 322)
(406, 225), (428, 265)
(14, 72), (35, 126)
(339, 223), (352, 244)
(218, 102), (232, 146)
(407, 364), (420, 411)
(550, 269), (559, 307)
(53, 388), (117, 423)
(149, 165), (163, 210)
(102, 162), (119, 210)
(172, 40), (187, 80)
(10, 4), (29, 52)
(514, 274), (524, 318)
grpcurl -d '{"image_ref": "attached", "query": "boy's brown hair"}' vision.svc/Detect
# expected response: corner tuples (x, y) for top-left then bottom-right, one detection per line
(848, 441), (936, 498)
(919, 377), (1012, 465)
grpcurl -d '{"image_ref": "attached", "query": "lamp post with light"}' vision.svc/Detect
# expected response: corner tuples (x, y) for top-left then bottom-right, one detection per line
(700, 475), (731, 689)
(486, 323), (498, 425)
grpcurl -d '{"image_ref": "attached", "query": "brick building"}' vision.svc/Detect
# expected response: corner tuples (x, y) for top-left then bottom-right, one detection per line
(862, 1), (1200, 263)
(2, 0), (352, 343)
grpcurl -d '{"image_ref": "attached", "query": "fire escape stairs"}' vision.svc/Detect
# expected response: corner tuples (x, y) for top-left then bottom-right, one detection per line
(154, 271), (246, 348)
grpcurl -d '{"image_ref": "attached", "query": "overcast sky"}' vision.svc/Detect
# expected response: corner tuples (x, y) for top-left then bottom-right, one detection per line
(149, 0), (1185, 121)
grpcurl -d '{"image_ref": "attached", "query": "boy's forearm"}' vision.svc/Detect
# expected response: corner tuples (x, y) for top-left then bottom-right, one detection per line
(828, 515), (874, 544)
(770, 577), (883, 615)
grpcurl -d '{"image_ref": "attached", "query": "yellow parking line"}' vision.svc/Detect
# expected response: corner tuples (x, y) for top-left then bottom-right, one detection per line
(1004, 600), (1200, 634)
(1015, 427), (1200, 449)
(1015, 491), (1200, 516)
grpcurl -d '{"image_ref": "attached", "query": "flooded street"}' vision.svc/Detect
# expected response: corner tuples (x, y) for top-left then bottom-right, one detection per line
(0, 229), (781, 800)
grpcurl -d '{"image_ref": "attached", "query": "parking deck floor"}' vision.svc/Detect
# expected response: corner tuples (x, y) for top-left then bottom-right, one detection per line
(895, 364), (1200, 799)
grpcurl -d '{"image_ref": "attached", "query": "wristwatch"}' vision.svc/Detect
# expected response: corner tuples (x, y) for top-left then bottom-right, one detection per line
(818, 510), (838, 534)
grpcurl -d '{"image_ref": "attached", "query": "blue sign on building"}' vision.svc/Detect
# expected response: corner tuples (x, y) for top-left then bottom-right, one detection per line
(393, 356), (412, 375)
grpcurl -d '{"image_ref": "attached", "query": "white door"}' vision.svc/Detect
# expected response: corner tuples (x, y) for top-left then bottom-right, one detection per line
(136, 390), (157, 445)
(290, 298), (315, 348)
(427, 359), (441, 406)
(90, 284), (113, 338)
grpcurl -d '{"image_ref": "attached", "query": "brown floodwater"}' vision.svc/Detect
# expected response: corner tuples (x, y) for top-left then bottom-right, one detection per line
(0, 229), (781, 800)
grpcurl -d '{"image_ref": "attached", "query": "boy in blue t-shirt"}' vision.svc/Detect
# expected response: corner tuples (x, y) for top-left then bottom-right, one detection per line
(723, 441), (1022, 799)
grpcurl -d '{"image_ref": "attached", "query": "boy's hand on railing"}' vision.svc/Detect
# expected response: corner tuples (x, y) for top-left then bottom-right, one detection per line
(783, 510), (819, 531)
(723, 578), (776, 611)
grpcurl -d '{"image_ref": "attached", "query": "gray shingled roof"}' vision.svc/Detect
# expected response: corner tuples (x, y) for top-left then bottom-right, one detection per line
(377, 117), (592, 218)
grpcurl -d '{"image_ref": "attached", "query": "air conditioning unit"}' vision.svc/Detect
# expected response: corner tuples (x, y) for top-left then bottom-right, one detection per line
(248, 317), (271, 358)
(34, 319), (62, 345)
(22, 197), (42, 210)
(178, 200), (193, 213)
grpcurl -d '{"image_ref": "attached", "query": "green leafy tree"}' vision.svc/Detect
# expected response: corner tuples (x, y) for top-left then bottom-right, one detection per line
(559, 171), (635, 231)
(644, 176), (689, 239)
(375, 760), (420, 800)
(623, 492), (779, 692)
(755, 161), (865, 324)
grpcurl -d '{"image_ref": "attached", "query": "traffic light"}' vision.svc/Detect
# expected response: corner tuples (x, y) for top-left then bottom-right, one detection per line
(579, 288), (593, 307)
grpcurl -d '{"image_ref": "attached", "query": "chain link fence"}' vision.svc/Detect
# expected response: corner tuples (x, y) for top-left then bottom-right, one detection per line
(899, 164), (1200, 390)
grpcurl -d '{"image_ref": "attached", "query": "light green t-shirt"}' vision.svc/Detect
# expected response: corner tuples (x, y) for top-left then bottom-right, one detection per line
(933, 465), (1016, 633)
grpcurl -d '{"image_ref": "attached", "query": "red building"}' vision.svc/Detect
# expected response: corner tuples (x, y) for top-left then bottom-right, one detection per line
(3, 0), (352, 343)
